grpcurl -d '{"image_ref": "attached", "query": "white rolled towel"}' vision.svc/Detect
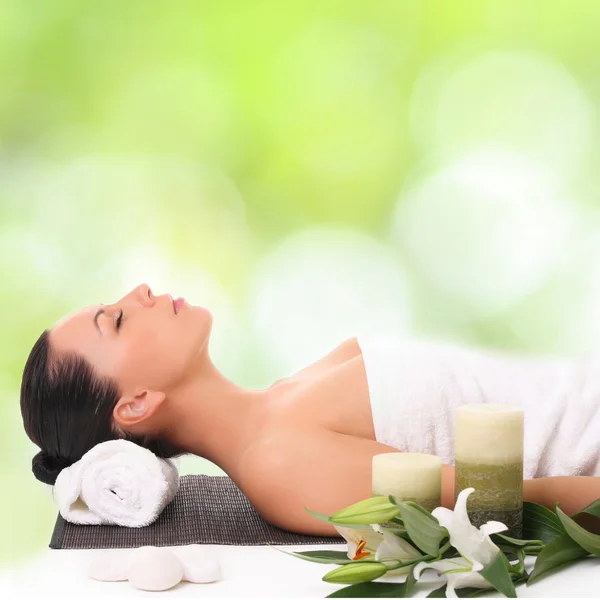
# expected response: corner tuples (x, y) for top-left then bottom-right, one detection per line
(54, 439), (180, 527)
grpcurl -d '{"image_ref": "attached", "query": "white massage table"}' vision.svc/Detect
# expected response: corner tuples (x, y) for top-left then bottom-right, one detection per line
(2, 543), (598, 598)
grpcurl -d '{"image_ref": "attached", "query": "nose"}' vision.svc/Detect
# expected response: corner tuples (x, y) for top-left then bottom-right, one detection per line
(135, 283), (154, 304)
(104, 283), (154, 315)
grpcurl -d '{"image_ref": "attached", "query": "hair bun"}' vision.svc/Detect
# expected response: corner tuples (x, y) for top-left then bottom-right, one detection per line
(32, 450), (72, 485)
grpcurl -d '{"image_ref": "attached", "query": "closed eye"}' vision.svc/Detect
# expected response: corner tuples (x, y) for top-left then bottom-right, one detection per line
(116, 309), (124, 330)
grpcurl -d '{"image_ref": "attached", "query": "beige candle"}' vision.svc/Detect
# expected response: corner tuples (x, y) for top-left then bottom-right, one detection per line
(454, 404), (524, 537)
(372, 453), (442, 511)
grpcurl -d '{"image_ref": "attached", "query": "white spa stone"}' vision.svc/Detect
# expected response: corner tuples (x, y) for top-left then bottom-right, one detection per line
(171, 544), (222, 583)
(127, 546), (184, 591)
(88, 551), (131, 582)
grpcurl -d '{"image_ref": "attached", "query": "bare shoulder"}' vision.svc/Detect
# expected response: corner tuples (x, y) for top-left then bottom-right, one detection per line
(236, 425), (410, 536)
(314, 335), (362, 367)
(284, 336), (361, 383)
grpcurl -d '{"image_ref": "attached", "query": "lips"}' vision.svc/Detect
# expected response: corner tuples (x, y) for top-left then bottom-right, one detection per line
(173, 298), (185, 314)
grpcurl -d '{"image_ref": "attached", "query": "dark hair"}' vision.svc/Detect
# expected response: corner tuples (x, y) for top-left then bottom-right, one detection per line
(20, 329), (183, 485)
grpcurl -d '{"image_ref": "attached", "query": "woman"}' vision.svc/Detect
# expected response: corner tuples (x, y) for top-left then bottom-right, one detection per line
(20, 283), (600, 537)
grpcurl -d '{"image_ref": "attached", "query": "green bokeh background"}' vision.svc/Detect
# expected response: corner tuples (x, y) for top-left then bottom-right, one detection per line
(2, 0), (600, 566)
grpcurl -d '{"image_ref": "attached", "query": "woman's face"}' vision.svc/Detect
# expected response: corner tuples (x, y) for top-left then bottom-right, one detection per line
(49, 283), (213, 396)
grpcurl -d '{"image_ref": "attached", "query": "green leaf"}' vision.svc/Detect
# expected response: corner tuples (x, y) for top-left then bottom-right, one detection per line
(331, 497), (401, 525)
(292, 550), (359, 565)
(323, 561), (389, 584)
(492, 532), (545, 557)
(404, 566), (417, 597)
(304, 508), (376, 529)
(492, 532), (543, 547)
(380, 525), (412, 542)
(391, 530), (418, 545)
(573, 500), (600, 536)
(378, 521), (407, 533)
(267, 545), (358, 565)
(527, 533), (590, 585)
(426, 585), (448, 598)
(555, 506), (600, 556)
(333, 496), (399, 516)
(573, 498), (600, 536)
(495, 543), (542, 558)
(459, 586), (512, 598)
(326, 580), (413, 598)
(396, 501), (448, 556)
(479, 551), (517, 598)
(577, 498), (600, 519)
(429, 577), (531, 599)
(426, 585), (496, 598)
(440, 544), (460, 559)
(299, 551), (354, 560)
(508, 548), (526, 578)
(513, 570), (530, 586)
(326, 567), (416, 598)
(403, 501), (441, 523)
(392, 554), (441, 572)
(522, 501), (565, 544)
(495, 545), (519, 561)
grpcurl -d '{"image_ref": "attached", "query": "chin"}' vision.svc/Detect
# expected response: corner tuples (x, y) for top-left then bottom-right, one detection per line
(190, 306), (213, 345)
(189, 303), (213, 324)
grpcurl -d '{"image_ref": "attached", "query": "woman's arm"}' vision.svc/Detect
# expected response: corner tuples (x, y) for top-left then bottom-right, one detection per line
(237, 429), (599, 537)
(538, 476), (600, 515)
(521, 476), (600, 532)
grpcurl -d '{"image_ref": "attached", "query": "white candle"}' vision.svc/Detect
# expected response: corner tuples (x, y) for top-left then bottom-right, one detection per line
(455, 404), (524, 464)
(372, 453), (442, 511)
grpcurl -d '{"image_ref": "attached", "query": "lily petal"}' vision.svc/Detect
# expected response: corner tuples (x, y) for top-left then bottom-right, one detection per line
(415, 557), (491, 598)
(431, 487), (474, 532)
(446, 570), (493, 597)
(414, 557), (472, 579)
(372, 524), (422, 563)
(333, 525), (383, 560)
(436, 487), (474, 523)
(431, 488), (505, 565)
(480, 521), (508, 536)
(430, 505), (456, 527)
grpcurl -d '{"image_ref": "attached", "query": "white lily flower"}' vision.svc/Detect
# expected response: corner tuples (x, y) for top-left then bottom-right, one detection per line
(414, 557), (492, 598)
(333, 525), (385, 560)
(372, 523), (423, 576)
(432, 487), (508, 564)
(413, 487), (508, 597)
(333, 522), (422, 566)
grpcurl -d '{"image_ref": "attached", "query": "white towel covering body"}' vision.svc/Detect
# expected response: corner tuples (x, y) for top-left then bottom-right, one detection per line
(54, 439), (180, 527)
(356, 334), (600, 479)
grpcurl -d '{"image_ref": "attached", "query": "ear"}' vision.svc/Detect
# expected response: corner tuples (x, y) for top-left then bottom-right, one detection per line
(113, 389), (166, 429)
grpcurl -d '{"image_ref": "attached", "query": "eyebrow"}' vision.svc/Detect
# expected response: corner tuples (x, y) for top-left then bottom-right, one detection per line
(93, 307), (105, 336)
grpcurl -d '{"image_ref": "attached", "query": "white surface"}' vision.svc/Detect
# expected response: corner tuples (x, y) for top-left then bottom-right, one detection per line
(2, 543), (599, 598)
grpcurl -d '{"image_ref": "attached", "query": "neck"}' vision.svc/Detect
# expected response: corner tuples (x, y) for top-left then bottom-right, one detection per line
(163, 348), (274, 477)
